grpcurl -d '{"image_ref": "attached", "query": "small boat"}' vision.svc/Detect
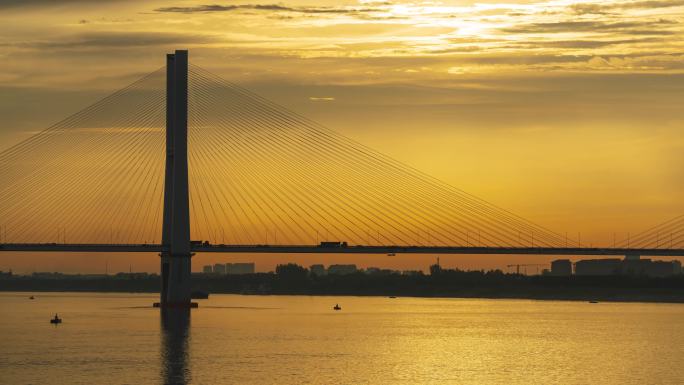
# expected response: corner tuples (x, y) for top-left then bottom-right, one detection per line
(389, 296), (397, 299)
(589, 301), (599, 304)
(29, 296), (35, 300)
(50, 314), (62, 324)
(333, 304), (341, 311)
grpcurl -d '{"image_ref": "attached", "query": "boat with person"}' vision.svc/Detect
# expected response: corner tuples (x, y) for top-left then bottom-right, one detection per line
(50, 314), (62, 324)
(333, 304), (341, 311)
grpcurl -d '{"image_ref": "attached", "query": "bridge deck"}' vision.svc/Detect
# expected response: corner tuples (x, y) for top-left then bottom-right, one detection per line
(1, 244), (684, 256)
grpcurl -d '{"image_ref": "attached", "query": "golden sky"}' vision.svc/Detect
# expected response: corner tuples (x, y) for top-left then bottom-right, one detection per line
(1, 0), (683, 272)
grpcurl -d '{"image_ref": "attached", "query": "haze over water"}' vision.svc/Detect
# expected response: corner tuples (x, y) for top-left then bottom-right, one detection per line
(1, 292), (683, 384)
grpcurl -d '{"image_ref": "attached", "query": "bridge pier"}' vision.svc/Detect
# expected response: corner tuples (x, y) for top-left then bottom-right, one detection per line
(157, 50), (195, 308)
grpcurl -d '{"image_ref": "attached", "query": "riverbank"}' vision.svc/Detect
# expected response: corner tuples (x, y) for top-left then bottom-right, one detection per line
(4, 287), (684, 304)
(2, 270), (684, 303)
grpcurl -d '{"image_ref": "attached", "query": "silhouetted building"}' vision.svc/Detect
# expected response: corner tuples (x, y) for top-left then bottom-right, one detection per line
(213, 263), (226, 274)
(364, 267), (397, 275)
(622, 257), (682, 277)
(621, 257), (652, 276)
(328, 264), (357, 275)
(550, 259), (572, 276)
(574, 256), (682, 277)
(429, 257), (442, 275)
(202, 265), (213, 274)
(429, 263), (442, 275)
(226, 263), (255, 275)
(648, 260), (681, 277)
(575, 259), (622, 276)
(310, 264), (326, 276)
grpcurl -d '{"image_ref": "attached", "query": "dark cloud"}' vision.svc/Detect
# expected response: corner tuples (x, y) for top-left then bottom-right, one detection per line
(621, 29), (676, 35)
(2, 31), (216, 50)
(512, 37), (664, 49)
(502, 19), (677, 34)
(154, 4), (374, 15)
(155, 4), (279, 13)
(0, 0), (130, 9)
(571, 0), (684, 15)
(455, 54), (592, 65)
(620, 0), (684, 8)
(569, 4), (609, 15)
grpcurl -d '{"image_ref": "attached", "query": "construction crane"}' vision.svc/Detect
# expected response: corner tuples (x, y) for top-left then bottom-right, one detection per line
(506, 264), (547, 275)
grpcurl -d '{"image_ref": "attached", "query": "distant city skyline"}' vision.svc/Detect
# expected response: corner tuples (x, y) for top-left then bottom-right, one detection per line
(5, 252), (684, 276)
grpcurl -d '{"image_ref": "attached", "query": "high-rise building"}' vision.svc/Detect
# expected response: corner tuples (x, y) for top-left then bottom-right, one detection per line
(550, 259), (572, 276)
(226, 263), (255, 275)
(647, 260), (682, 277)
(574, 259), (621, 276)
(213, 263), (226, 274)
(328, 264), (357, 275)
(575, 257), (682, 277)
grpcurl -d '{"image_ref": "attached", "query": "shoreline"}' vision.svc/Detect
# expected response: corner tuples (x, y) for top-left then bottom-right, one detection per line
(3, 271), (683, 304)
(3, 287), (684, 304)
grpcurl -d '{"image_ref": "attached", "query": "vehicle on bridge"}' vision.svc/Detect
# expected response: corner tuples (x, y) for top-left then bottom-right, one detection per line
(319, 241), (348, 248)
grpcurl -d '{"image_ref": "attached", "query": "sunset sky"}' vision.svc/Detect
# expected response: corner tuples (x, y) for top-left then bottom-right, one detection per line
(1, 0), (683, 273)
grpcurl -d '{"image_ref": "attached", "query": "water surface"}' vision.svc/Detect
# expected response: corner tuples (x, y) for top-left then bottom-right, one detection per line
(1, 292), (682, 384)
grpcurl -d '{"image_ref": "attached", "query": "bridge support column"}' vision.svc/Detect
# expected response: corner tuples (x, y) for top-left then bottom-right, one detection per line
(157, 50), (195, 308)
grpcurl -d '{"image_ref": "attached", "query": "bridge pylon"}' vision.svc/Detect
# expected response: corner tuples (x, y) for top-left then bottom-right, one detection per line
(157, 50), (195, 308)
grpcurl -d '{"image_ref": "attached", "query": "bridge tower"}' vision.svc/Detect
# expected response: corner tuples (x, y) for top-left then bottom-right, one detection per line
(158, 50), (193, 308)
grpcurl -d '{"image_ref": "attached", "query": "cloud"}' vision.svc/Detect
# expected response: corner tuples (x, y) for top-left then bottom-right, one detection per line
(154, 4), (375, 15)
(621, 29), (677, 36)
(309, 96), (335, 101)
(0, 0), (131, 9)
(619, 0), (684, 8)
(501, 19), (677, 34)
(569, 3), (610, 15)
(155, 4), (278, 13)
(513, 37), (664, 49)
(3, 31), (216, 50)
(571, 0), (684, 15)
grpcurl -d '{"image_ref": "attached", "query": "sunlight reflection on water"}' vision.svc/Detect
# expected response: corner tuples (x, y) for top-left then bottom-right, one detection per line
(1, 292), (683, 385)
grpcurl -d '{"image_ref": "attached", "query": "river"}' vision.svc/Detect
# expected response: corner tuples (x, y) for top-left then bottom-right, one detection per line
(1, 292), (682, 384)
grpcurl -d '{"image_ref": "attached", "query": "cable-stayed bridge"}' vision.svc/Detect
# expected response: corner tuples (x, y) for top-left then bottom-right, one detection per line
(1, 50), (683, 305)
